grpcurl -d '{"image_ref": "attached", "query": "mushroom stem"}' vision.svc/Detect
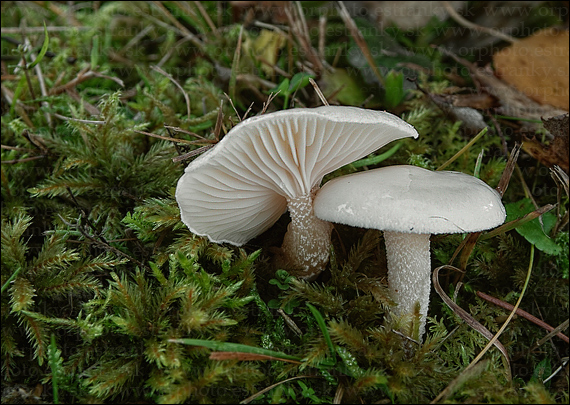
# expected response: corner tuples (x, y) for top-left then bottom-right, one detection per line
(280, 192), (333, 280)
(384, 231), (431, 341)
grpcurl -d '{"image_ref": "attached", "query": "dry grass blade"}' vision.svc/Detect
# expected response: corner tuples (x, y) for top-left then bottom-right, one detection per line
(1, 145), (36, 152)
(151, 65), (191, 120)
(430, 360), (490, 404)
(228, 25), (244, 105)
(209, 351), (302, 364)
(223, 93), (240, 122)
(242, 102), (255, 121)
(480, 204), (555, 240)
(436, 127), (487, 171)
(455, 232), (482, 274)
(434, 244), (536, 402)
(171, 145), (215, 162)
(163, 125), (211, 141)
(531, 319), (570, 350)
(134, 130), (205, 145)
(336, 1), (384, 86)
(441, 1), (518, 44)
(2, 155), (46, 164)
(550, 164), (569, 233)
(432, 265), (511, 367)
(285, 2), (323, 76)
(151, 1), (204, 50)
(496, 143), (521, 197)
(193, 1), (220, 38)
(476, 291), (569, 343)
(52, 113), (105, 125)
(213, 100), (224, 140)
(261, 91), (281, 114)
(309, 78), (329, 106)
(48, 67), (93, 96)
(551, 164), (569, 198)
(333, 383), (344, 404)
(239, 375), (320, 404)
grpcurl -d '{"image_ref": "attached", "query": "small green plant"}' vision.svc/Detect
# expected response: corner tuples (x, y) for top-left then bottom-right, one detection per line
(270, 72), (315, 109)
(267, 269), (301, 315)
(383, 70), (405, 109)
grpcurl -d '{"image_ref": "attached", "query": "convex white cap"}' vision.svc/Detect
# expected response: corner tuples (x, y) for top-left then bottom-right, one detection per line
(313, 164), (506, 340)
(313, 165), (506, 235)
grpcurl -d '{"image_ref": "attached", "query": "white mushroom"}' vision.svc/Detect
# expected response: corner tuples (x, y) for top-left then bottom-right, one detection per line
(175, 107), (418, 279)
(313, 165), (506, 339)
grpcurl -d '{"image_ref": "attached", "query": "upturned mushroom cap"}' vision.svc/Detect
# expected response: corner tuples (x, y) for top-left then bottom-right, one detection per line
(313, 165), (506, 234)
(176, 107), (418, 246)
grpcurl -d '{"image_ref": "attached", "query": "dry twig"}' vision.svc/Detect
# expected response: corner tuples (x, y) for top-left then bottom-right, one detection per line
(441, 1), (519, 44)
(476, 291), (569, 344)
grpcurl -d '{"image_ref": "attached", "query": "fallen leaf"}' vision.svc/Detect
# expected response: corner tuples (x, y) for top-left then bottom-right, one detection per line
(247, 29), (286, 77)
(493, 28), (569, 110)
(522, 114), (569, 173)
(319, 68), (368, 106)
(438, 47), (567, 124)
(450, 93), (497, 110)
(505, 198), (561, 255)
(543, 113), (569, 139)
(422, 91), (487, 135)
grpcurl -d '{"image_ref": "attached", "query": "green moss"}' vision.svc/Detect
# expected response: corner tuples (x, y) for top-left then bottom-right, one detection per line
(2, 2), (567, 403)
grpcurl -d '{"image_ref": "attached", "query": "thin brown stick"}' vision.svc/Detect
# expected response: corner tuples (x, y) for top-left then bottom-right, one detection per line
(1, 145), (35, 152)
(151, 65), (191, 120)
(21, 55), (37, 102)
(442, 1), (518, 44)
(476, 291), (569, 344)
(57, 213), (145, 269)
(66, 88), (100, 116)
(256, 56), (291, 78)
(118, 25), (154, 56)
(31, 46), (52, 127)
(151, 1), (194, 38)
(49, 67), (93, 95)
(213, 100), (224, 141)
(532, 319), (570, 350)
(52, 113), (106, 125)
(142, 6), (204, 51)
(337, 1), (384, 86)
(496, 142), (520, 197)
(285, 3), (323, 76)
(2, 155), (46, 164)
(309, 78), (329, 106)
(480, 204), (556, 240)
(432, 265), (511, 366)
(261, 91), (281, 114)
(242, 102), (255, 121)
(171, 145), (215, 162)
(240, 376), (320, 404)
(134, 130), (210, 145)
(193, 1), (220, 37)
(1, 26), (89, 34)
(318, 15), (326, 61)
(163, 125), (210, 140)
(224, 93), (242, 122)
(209, 351), (302, 364)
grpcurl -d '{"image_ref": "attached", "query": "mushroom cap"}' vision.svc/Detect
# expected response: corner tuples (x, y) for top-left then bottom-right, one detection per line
(175, 107), (418, 245)
(313, 165), (506, 234)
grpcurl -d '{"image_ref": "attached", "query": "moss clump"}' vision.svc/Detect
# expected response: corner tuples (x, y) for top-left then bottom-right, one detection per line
(2, 1), (567, 403)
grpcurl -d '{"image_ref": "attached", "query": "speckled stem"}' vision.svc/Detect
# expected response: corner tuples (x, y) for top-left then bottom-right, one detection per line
(281, 192), (333, 280)
(384, 231), (431, 341)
